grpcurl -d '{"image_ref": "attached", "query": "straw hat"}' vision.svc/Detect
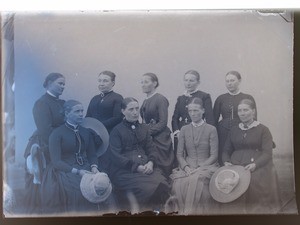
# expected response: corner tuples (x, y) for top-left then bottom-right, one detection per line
(81, 117), (109, 157)
(209, 165), (251, 203)
(80, 172), (112, 203)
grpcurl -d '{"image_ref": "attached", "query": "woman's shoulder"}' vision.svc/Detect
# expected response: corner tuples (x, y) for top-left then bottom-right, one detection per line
(195, 90), (210, 97)
(215, 93), (229, 101)
(111, 91), (123, 100)
(203, 122), (217, 132)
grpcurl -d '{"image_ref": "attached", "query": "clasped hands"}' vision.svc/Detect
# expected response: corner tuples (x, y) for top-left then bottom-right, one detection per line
(137, 161), (154, 175)
(224, 161), (256, 172)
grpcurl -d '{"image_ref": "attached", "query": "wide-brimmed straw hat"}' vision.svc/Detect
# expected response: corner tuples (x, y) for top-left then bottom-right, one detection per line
(209, 165), (251, 203)
(81, 117), (109, 157)
(80, 172), (112, 203)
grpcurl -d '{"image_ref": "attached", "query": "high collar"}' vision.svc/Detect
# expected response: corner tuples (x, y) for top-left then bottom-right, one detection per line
(99, 90), (113, 97)
(65, 121), (79, 130)
(228, 90), (241, 96)
(46, 91), (59, 99)
(123, 119), (140, 130)
(145, 91), (157, 99)
(183, 89), (199, 97)
(191, 120), (205, 128)
(239, 120), (260, 130)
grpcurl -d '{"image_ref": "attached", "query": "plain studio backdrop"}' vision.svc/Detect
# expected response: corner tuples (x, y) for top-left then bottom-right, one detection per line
(9, 10), (293, 199)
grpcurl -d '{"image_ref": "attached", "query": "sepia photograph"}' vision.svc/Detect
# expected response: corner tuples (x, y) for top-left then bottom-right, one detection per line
(1, 9), (297, 217)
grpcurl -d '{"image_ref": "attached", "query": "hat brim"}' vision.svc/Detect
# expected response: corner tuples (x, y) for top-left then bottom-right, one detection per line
(81, 117), (109, 157)
(80, 173), (112, 203)
(209, 165), (251, 203)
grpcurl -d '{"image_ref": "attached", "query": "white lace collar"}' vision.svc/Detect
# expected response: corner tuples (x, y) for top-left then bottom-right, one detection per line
(192, 120), (205, 127)
(228, 90), (241, 96)
(239, 121), (260, 130)
(47, 90), (58, 98)
(183, 89), (199, 97)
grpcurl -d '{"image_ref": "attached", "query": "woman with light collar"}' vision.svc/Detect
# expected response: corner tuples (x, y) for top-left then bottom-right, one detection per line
(168, 97), (218, 215)
(140, 73), (175, 176)
(213, 71), (257, 165)
(171, 70), (215, 165)
(109, 97), (170, 212)
(222, 99), (281, 214)
(23, 73), (66, 214)
(42, 100), (101, 213)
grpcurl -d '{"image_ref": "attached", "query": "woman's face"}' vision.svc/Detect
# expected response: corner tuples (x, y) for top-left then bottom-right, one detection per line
(66, 104), (84, 125)
(47, 77), (65, 97)
(122, 101), (140, 122)
(225, 74), (240, 94)
(188, 103), (204, 123)
(98, 74), (115, 93)
(141, 76), (156, 94)
(238, 103), (255, 124)
(184, 74), (199, 93)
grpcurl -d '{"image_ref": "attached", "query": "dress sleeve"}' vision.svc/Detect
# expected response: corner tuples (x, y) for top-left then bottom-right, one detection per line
(222, 129), (234, 164)
(49, 131), (73, 172)
(171, 97), (181, 132)
(101, 95), (123, 131)
(254, 126), (273, 168)
(86, 97), (95, 118)
(202, 126), (218, 165)
(109, 129), (140, 172)
(177, 127), (189, 169)
(144, 128), (160, 166)
(213, 96), (221, 126)
(203, 93), (215, 126)
(148, 96), (169, 136)
(33, 100), (55, 144)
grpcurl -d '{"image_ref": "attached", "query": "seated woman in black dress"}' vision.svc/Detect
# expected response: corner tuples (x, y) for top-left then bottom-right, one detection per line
(213, 71), (256, 165)
(42, 100), (102, 214)
(140, 73), (174, 176)
(222, 99), (281, 214)
(109, 97), (170, 212)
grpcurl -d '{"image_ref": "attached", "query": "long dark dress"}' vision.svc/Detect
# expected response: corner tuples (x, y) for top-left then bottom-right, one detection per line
(41, 123), (99, 214)
(109, 120), (170, 211)
(140, 93), (175, 176)
(222, 122), (281, 214)
(23, 93), (65, 214)
(171, 90), (215, 163)
(86, 91), (123, 173)
(213, 92), (256, 164)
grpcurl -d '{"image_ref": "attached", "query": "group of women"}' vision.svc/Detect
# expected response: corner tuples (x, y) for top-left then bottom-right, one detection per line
(23, 69), (282, 215)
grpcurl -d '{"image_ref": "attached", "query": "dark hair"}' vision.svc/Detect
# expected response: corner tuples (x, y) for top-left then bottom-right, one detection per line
(121, 97), (138, 110)
(225, 71), (242, 81)
(239, 99), (256, 110)
(63, 100), (82, 113)
(143, 73), (159, 88)
(188, 97), (204, 109)
(184, 70), (200, 82)
(99, 71), (116, 82)
(43, 73), (64, 88)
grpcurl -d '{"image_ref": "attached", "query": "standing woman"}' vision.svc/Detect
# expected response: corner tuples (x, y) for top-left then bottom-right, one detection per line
(23, 73), (66, 214)
(86, 71), (123, 133)
(140, 73), (175, 176)
(172, 70), (215, 161)
(86, 71), (123, 172)
(222, 99), (281, 213)
(213, 71), (256, 165)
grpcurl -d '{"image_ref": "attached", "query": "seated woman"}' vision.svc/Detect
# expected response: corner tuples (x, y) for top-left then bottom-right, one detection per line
(222, 99), (281, 214)
(169, 97), (219, 215)
(109, 97), (170, 212)
(41, 100), (102, 214)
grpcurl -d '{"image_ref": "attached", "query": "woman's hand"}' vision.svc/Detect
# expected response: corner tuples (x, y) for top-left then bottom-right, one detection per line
(79, 169), (93, 177)
(143, 161), (154, 175)
(137, 165), (146, 173)
(224, 162), (233, 166)
(184, 166), (192, 175)
(245, 163), (256, 172)
(91, 166), (99, 174)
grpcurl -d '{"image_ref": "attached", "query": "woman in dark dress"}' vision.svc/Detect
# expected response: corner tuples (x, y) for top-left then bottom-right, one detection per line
(140, 73), (175, 176)
(172, 70), (215, 163)
(222, 99), (281, 214)
(86, 71), (123, 173)
(109, 98), (170, 212)
(213, 71), (256, 165)
(23, 73), (66, 214)
(41, 100), (101, 214)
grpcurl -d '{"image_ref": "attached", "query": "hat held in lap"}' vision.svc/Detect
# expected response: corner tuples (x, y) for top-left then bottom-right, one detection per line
(80, 172), (112, 203)
(209, 165), (251, 203)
